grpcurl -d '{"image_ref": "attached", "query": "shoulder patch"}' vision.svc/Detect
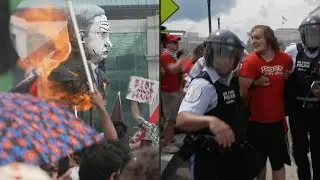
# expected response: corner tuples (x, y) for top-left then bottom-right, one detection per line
(185, 86), (202, 103)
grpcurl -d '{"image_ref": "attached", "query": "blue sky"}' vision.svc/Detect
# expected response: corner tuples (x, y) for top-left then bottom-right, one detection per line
(164, 0), (319, 42)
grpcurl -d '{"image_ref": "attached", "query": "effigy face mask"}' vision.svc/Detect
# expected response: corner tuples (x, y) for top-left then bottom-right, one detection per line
(84, 15), (112, 63)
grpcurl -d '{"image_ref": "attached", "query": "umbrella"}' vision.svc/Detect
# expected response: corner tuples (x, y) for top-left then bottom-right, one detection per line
(0, 93), (103, 166)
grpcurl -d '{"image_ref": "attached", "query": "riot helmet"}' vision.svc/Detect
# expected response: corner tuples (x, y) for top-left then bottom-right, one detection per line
(204, 29), (244, 76)
(299, 15), (320, 48)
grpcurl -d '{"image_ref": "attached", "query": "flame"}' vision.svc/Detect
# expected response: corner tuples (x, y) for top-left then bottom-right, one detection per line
(14, 5), (94, 111)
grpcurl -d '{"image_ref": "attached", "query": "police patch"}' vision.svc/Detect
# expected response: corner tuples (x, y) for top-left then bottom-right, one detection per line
(185, 86), (202, 103)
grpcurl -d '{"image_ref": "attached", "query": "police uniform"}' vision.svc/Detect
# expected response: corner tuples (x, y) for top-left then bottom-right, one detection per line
(178, 29), (265, 180)
(285, 42), (320, 179)
(183, 57), (205, 93)
(179, 67), (259, 180)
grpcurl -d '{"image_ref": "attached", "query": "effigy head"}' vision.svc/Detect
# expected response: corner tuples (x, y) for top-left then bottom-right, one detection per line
(68, 4), (112, 63)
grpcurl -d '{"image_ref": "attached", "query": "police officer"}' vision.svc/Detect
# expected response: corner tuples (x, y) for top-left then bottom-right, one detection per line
(285, 15), (320, 180)
(183, 45), (248, 93)
(176, 29), (253, 180)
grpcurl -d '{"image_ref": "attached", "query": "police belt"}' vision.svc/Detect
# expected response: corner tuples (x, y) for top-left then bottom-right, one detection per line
(296, 96), (320, 109)
(296, 96), (320, 102)
(192, 134), (254, 154)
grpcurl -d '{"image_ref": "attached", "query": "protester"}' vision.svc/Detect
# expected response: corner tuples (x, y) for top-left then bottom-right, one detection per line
(183, 43), (206, 75)
(38, 88), (117, 180)
(239, 25), (292, 180)
(130, 100), (158, 146)
(160, 33), (185, 152)
(0, 2), (146, 180)
(180, 43), (206, 94)
(118, 147), (159, 180)
(113, 121), (131, 149)
(79, 140), (131, 180)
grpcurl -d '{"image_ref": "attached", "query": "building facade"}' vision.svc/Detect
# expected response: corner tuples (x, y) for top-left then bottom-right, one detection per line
(274, 28), (300, 51)
(166, 30), (206, 54)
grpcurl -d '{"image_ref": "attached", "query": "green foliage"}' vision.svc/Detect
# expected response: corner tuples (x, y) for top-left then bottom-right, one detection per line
(0, 72), (13, 92)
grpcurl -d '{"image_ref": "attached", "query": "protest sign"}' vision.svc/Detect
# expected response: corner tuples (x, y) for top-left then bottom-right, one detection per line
(126, 76), (159, 104)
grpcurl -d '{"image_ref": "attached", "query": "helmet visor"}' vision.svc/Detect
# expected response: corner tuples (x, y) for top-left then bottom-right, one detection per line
(302, 24), (320, 48)
(211, 43), (243, 57)
(211, 43), (244, 69)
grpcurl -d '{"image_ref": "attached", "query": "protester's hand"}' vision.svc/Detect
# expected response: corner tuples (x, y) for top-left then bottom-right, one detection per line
(52, 169), (72, 180)
(254, 74), (270, 86)
(89, 88), (106, 109)
(209, 117), (235, 148)
(284, 70), (292, 80)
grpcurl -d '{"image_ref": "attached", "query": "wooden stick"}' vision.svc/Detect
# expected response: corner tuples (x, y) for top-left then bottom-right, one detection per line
(74, 105), (78, 118)
(66, 0), (94, 92)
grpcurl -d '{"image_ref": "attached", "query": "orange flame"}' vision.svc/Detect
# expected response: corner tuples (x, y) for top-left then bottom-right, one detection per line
(14, 5), (94, 111)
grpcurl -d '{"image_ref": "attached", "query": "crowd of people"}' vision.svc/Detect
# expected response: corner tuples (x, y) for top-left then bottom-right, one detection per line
(160, 14), (320, 180)
(0, 88), (161, 180)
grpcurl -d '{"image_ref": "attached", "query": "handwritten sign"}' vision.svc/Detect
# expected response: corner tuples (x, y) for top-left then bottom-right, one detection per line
(126, 76), (159, 104)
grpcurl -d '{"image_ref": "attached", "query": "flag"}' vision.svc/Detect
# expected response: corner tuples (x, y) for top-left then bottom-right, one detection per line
(149, 105), (159, 124)
(111, 91), (124, 122)
(282, 16), (288, 21)
(282, 16), (288, 25)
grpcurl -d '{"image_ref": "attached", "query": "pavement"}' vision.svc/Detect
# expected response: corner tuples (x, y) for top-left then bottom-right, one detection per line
(161, 119), (301, 180)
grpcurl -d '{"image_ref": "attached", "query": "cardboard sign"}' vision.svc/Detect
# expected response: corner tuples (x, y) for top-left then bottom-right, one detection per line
(126, 76), (159, 104)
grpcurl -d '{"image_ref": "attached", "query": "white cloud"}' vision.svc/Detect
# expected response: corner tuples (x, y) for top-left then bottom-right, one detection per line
(164, 0), (319, 43)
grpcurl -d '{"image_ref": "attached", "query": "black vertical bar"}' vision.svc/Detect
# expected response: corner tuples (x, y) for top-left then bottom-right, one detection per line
(207, 0), (212, 34)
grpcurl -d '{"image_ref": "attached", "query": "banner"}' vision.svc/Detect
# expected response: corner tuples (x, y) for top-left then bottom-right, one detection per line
(126, 76), (159, 104)
(111, 91), (124, 123)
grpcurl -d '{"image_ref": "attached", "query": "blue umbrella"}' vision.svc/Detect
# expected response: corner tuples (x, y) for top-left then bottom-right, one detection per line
(0, 93), (103, 166)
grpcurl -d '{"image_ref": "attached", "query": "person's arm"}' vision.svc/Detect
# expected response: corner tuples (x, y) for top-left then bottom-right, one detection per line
(90, 89), (117, 140)
(129, 141), (141, 150)
(177, 79), (235, 147)
(98, 107), (118, 140)
(239, 77), (254, 99)
(239, 59), (257, 99)
(283, 53), (294, 80)
(162, 53), (185, 74)
(176, 80), (218, 131)
(177, 112), (222, 132)
(130, 100), (140, 120)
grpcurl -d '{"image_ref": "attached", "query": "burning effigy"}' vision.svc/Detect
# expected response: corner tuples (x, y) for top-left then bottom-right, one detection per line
(11, 3), (111, 114)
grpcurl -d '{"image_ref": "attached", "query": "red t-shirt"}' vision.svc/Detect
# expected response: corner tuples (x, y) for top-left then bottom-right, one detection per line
(180, 58), (194, 89)
(183, 59), (194, 74)
(161, 52), (180, 92)
(240, 52), (292, 123)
